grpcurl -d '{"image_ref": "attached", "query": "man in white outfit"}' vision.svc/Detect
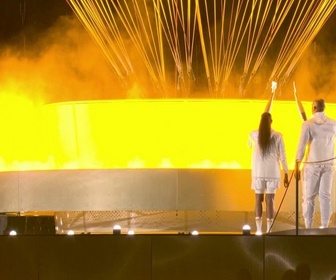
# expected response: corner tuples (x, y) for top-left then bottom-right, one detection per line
(249, 112), (289, 234)
(296, 99), (336, 228)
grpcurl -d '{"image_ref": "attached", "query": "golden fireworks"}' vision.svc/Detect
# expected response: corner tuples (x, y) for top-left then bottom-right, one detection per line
(67, 0), (336, 97)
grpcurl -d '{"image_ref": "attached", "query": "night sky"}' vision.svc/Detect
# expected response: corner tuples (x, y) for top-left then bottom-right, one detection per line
(1, 0), (336, 103)
(1, 1), (335, 51)
(0, 0), (72, 45)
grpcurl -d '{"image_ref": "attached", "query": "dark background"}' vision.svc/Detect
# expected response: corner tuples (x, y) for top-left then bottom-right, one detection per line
(0, 0), (72, 46)
(1, 1), (335, 54)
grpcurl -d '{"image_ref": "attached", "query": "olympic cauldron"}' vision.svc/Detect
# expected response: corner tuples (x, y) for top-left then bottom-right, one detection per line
(0, 99), (335, 233)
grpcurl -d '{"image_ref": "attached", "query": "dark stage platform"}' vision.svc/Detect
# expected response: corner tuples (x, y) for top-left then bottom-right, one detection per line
(1, 232), (336, 280)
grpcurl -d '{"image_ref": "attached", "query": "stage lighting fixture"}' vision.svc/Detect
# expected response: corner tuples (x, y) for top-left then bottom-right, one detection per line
(242, 225), (251, 235)
(113, 225), (121, 235)
(127, 230), (135, 235)
(191, 230), (199, 236)
(9, 230), (17, 236)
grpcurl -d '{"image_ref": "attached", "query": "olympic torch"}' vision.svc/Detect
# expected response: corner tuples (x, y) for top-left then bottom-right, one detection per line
(264, 81), (277, 113)
(293, 81), (307, 121)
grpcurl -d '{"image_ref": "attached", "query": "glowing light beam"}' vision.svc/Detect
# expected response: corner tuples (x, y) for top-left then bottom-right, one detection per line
(66, 0), (336, 98)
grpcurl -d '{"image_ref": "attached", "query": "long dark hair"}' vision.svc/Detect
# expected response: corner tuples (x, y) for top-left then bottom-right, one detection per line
(258, 112), (273, 156)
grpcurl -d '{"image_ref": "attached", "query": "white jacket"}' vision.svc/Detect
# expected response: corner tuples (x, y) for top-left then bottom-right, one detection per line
(296, 112), (336, 165)
(249, 129), (288, 179)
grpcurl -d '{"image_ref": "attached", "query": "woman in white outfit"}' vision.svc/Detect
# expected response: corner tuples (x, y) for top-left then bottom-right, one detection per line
(249, 112), (289, 234)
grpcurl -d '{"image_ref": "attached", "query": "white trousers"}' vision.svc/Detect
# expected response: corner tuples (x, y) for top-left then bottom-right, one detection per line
(302, 164), (335, 228)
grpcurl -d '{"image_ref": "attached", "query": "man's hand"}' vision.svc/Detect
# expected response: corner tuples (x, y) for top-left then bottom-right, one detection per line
(284, 173), (289, 188)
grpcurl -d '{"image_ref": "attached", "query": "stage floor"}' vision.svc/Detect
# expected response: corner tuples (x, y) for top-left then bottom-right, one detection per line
(4, 210), (336, 236)
(1, 233), (336, 279)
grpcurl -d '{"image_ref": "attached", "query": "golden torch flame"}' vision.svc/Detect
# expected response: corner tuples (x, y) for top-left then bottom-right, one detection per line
(264, 81), (277, 113)
(293, 81), (307, 121)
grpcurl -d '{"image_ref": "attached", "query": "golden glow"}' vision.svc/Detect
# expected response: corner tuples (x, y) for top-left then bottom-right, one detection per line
(0, 98), (333, 171)
(67, 0), (336, 97)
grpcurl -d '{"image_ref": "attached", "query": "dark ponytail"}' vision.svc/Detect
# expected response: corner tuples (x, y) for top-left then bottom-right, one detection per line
(258, 112), (273, 156)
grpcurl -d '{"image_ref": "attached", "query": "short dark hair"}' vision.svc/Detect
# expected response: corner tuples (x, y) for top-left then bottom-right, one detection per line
(314, 99), (325, 112)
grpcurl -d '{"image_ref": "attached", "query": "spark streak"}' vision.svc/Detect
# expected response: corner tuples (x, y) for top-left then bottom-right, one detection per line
(66, 0), (336, 98)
